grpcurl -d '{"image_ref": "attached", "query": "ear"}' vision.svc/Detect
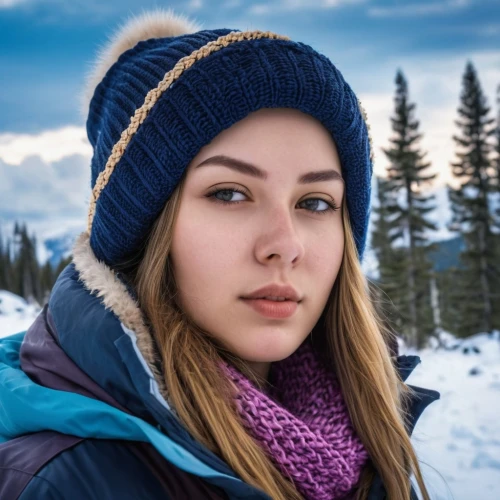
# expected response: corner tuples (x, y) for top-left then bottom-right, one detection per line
(78, 8), (202, 124)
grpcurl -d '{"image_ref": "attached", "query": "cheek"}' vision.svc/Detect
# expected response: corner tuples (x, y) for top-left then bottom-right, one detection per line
(308, 223), (344, 290)
(170, 209), (246, 300)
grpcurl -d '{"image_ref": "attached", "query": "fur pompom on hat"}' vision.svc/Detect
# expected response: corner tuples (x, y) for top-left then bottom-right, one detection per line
(81, 8), (373, 267)
(79, 9), (202, 120)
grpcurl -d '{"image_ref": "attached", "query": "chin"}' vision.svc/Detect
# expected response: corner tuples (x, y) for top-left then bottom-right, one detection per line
(233, 334), (303, 363)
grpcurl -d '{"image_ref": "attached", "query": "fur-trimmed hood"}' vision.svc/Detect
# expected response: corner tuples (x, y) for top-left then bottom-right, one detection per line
(71, 231), (169, 405)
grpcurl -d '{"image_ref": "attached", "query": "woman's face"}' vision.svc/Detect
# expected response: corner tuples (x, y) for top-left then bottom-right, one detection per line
(170, 108), (344, 380)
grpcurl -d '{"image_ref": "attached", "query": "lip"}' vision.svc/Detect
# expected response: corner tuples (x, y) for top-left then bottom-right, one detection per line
(240, 283), (302, 319)
(241, 298), (299, 319)
(241, 284), (302, 302)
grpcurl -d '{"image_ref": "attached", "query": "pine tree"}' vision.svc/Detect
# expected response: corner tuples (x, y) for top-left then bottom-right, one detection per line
(437, 266), (463, 335)
(1, 235), (14, 292)
(447, 61), (499, 336)
(10, 223), (23, 297)
(381, 70), (438, 348)
(371, 175), (408, 335)
(0, 222), (72, 303)
(39, 261), (54, 305)
(12, 223), (41, 305)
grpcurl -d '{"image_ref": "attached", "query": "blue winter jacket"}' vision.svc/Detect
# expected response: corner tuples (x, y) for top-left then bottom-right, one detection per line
(0, 236), (440, 500)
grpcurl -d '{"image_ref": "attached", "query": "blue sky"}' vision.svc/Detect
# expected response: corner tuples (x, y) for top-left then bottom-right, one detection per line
(1, 0), (499, 133)
(1, 0), (500, 252)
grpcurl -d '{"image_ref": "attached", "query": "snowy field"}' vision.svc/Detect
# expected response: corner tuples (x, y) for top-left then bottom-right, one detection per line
(1, 290), (499, 499)
(0, 290), (41, 336)
(403, 332), (500, 500)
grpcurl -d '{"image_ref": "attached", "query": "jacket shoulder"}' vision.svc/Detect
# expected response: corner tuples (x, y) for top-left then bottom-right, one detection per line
(18, 438), (169, 500)
(0, 433), (167, 500)
(10, 435), (228, 500)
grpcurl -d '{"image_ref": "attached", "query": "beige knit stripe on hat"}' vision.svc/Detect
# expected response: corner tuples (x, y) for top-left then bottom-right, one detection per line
(87, 30), (290, 234)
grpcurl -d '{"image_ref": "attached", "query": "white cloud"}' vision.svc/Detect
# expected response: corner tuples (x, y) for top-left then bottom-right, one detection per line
(368, 0), (470, 18)
(0, 0), (28, 8)
(248, 4), (272, 15)
(444, 22), (500, 37)
(285, 0), (367, 8)
(0, 153), (90, 220)
(481, 23), (500, 36)
(248, 0), (366, 15)
(0, 126), (91, 166)
(0, 128), (91, 240)
(187, 0), (204, 10)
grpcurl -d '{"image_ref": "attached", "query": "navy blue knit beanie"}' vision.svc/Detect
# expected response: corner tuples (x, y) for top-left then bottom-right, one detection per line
(81, 9), (373, 267)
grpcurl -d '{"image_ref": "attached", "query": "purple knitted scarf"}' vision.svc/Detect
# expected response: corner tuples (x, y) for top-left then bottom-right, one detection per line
(220, 339), (369, 500)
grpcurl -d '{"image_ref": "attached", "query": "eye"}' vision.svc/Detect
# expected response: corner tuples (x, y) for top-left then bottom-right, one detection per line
(298, 198), (339, 215)
(205, 186), (340, 215)
(209, 187), (247, 203)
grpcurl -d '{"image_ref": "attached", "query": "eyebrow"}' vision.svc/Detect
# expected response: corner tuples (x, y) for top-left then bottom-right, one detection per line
(195, 155), (344, 184)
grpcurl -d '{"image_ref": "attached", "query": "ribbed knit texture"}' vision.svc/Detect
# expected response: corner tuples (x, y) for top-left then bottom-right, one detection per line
(220, 340), (370, 499)
(86, 29), (372, 267)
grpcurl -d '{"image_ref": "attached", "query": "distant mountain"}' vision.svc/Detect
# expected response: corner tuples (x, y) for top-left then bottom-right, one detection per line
(363, 234), (465, 279)
(363, 182), (467, 277)
(40, 226), (83, 267)
(428, 235), (465, 272)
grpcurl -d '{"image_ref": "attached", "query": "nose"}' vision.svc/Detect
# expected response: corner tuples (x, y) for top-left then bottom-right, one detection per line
(254, 204), (305, 268)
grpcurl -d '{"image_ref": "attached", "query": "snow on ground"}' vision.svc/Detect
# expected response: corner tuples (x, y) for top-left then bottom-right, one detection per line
(1, 290), (499, 499)
(404, 331), (500, 500)
(0, 290), (40, 338)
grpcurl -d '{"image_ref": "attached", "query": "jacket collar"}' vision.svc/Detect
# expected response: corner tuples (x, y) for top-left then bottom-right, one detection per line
(393, 355), (440, 435)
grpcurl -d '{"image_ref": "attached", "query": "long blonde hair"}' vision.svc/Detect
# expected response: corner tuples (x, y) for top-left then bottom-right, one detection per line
(117, 174), (430, 500)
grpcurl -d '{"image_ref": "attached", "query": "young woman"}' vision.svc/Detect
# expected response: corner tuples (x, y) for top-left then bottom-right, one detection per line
(0, 9), (439, 500)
